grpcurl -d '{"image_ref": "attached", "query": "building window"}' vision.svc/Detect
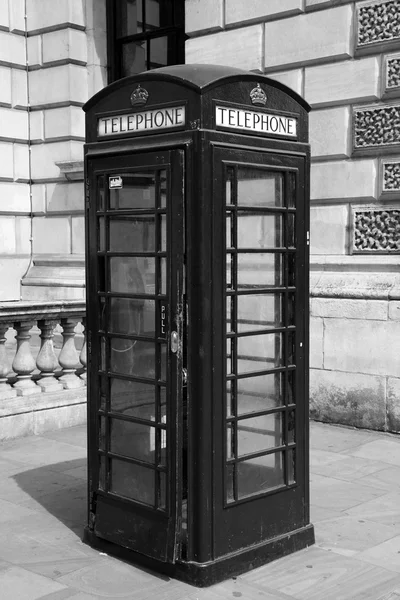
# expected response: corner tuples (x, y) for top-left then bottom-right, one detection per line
(106, 0), (185, 83)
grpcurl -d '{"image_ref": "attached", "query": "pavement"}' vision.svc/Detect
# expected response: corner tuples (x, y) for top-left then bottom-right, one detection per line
(0, 422), (399, 600)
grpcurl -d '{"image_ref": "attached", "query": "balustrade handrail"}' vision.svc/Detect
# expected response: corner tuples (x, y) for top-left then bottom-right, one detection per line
(0, 300), (86, 322)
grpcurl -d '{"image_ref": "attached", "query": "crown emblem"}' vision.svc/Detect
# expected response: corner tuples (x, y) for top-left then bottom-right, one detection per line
(130, 84), (149, 107)
(250, 84), (267, 107)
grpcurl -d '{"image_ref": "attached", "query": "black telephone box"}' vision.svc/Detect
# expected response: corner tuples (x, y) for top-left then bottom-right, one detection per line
(83, 64), (314, 586)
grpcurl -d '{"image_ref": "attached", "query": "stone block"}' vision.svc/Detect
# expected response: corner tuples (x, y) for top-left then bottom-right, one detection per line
(225, 0), (303, 26)
(32, 216), (71, 254)
(0, 142), (14, 179)
(311, 298), (388, 321)
(0, 217), (16, 253)
(310, 316), (324, 369)
(305, 57), (380, 108)
(72, 216), (84, 254)
(29, 110), (44, 142)
(311, 159), (377, 201)
(11, 68), (28, 109)
(0, 257), (30, 300)
(0, 412), (33, 441)
(13, 143), (29, 181)
(21, 284), (85, 301)
(323, 318), (400, 377)
(0, 31), (25, 67)
(29, 65), (88, 108)
(389, 301), (400, 320)
(310, 368), (386, 430)
(0, 182), (30, 211)
(387, 377), (400, 432)
(186, 25), (263, 72)
(267, 69), (303, 95)
(33, 400), (86, 435)
(44, 106), (85, 140)
(47, 181), (84, 212)
(9, 0), (25, 33)
(0, 107), (28, 141)
(31, 140), (84, 181)
(265, 5), (353, 70)
(0, 0), (9, 29)
(27, 35), (42, 68)
(310, 107), (350, 160)
(15, 217), (31, 254)
(306, 0), (354, 8)
(185, 0), (223, 35)
(0, 67), (11, 106)
(31, 183), (46, 213)
(26, 0), (85, 33)
(42, 28), (87, 64)
(310, 205), (348, 254)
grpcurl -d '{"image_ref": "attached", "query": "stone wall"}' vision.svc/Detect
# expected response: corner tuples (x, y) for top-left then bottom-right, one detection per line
(0, 0), (107, 301)
(185, 0), (400, 432)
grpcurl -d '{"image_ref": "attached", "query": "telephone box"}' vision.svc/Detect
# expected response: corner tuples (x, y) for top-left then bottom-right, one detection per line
(83, 64), (314, 586)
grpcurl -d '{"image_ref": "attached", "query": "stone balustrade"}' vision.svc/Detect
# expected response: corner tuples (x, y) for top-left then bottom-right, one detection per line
(0, 301), (86, 400)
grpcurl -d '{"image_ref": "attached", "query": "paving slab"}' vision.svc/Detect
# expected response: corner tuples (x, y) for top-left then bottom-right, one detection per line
(0, 421), (398, 600)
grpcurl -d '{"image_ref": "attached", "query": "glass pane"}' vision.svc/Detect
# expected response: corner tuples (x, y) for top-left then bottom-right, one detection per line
(99, 455), (106, 491)
(116, 0), (143, 37)
(110, 378), (155, 419)
(226, 169), (234, 205)
(98, 256), (105, 292)
(158, 471), (166, 510)
(99, 416), (106, 451)
(99, 375), (107, 410)
(109, 217), (155, 253)
(287, 254), (295, 287)
(227, 423), (235, 459)
(109, 173), (155, 210)
(149, 36), (169, 69)
(237, 294), (283, 332)
(160, 343), (167, 381)
(237, 333), (283, 374)
(98, 217), (105, 251)
(100, 336), (106, 371)
(287, 214), (295, 248)
(226, 380), (234, 416)
(121, 40), (147, 77)
(237, 452), (284, 499)
(110, 339), (155, 378)
(226, 338), (233, 375)
(110, 418), (156, 464)
(99, 296), (106, 331)
(287, 371), (295, 404)
(237, 413), (283, 456)
(226, 213), (233, 248)
(160, 215), (167, 251)
(237, 168), (283, 207)
(237, 372), (284, 415)
(237, 213), (283, 248)
(159, 257), (167, 294)
(97, 175), (105, 210)
(226, 464), (235, 503)
(109, 297), (155, 337)
(146, 0), (174, 29)
(287, 409), (296, 443)
(226, 254), (233, 289)
(160, 170), (167, 207)
(111, 459), (154, 506)
(287, 172), (296, 208)
(226, 295), (234, 332)
(110, 257), (155, 295)
(237, 253), (283, 289)
(288, 448), (296, 484)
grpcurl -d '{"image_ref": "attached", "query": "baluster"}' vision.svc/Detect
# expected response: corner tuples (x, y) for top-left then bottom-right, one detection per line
(79, 317), (87, 384)
(36, 319), (63, 392)
(12, 320), (41, 396)
(0, 323), (17, 399)
(58, 317), (85, 389)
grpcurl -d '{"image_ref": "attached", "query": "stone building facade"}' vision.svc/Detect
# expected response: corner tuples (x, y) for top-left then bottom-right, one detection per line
(1, 0), (400, 432)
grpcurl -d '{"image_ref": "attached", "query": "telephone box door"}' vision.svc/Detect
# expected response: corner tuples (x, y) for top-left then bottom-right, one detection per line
(86, 149), (185, 563)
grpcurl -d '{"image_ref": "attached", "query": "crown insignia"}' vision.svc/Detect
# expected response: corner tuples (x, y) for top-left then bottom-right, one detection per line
(130, 84), (149, 107)
(250, 84), (267, 107)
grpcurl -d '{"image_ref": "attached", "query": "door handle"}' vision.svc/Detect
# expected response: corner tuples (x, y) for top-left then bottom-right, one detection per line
(170, 331), (179, 353)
